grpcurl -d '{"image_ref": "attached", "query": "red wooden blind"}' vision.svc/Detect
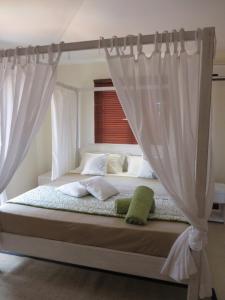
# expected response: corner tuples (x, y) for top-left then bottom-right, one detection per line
(94, 79), (137, 144)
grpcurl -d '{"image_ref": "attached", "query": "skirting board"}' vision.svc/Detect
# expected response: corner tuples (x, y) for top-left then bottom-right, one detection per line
(0, 232), (176, 283)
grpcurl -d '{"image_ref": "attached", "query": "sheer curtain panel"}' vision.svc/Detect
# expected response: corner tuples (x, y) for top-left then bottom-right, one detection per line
(51, 85), (78, 180)
(104, 29), (214, 298)
(0, 46), (61, 204)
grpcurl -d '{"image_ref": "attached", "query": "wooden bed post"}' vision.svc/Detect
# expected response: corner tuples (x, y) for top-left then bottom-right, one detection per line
(187, 27), (215, 300)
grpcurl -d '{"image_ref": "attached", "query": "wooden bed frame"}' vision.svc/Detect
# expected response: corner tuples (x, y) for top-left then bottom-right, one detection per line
(0, 232), (199, 300)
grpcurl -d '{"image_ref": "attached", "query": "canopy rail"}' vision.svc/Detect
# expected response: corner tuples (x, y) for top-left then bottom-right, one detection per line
(0, 28), (214, 58)
(56, 81), (116, 92)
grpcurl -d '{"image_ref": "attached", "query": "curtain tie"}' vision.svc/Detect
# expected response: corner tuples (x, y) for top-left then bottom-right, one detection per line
(161, 225), (212, 298)
(188, 226), (208, 251)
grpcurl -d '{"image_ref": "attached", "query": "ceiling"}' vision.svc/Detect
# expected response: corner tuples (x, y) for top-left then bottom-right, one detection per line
(0, 0), (225, 63)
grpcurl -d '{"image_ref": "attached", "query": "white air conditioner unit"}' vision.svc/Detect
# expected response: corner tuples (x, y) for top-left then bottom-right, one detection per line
(213, 65), (225, 81)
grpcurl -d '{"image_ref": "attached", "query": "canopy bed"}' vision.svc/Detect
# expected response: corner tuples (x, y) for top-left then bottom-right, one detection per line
(0, 27), (215, 300)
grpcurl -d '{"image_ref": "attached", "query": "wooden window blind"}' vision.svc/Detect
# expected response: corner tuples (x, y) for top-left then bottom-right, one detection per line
(94, 79), (137, 144)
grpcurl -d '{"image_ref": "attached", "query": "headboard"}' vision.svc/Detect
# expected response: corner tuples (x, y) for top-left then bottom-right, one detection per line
(79, 143), (142, 157)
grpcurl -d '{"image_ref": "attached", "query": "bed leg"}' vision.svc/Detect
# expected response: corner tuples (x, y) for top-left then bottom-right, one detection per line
(187, 251), (201, 300)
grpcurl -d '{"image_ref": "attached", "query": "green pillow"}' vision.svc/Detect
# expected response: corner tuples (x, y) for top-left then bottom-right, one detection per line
(115, 198), (131, 214)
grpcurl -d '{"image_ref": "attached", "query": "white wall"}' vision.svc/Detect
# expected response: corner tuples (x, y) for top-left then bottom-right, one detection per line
(212, 81), (225, 182)
(6, 142), (38, 199)
(35, 109), (52, 175)
(6, 107), (52, 199)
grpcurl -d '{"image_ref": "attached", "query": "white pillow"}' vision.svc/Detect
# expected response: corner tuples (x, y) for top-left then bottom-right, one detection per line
(81, 154), (108, 176)
(71, 153), (105, 174)
(80, 177), (119, 201)
(137, 159), (154, 179)
(71, 152), (125, 175)
(127, 155), (142, 176)
(56, 181), (89, 197)
(107, 154), (125, 174)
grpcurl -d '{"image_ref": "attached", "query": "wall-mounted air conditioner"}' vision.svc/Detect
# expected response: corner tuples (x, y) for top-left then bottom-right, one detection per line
(213, 65), (225, 81)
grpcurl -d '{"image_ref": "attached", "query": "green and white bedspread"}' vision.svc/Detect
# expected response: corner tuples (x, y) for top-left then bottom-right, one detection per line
(7, 185), (187, 223)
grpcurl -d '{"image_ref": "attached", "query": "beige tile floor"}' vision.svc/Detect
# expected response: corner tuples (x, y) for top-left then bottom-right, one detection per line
(0, 254), (187, 300)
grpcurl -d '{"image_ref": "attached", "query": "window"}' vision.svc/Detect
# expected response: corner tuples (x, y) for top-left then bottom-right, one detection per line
(94, 79), (137, 144)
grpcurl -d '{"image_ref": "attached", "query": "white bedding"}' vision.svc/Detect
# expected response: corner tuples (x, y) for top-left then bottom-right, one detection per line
(56, 173), (168, 197)
(40, 173), (186, 222)
(8, 173), (186, 222)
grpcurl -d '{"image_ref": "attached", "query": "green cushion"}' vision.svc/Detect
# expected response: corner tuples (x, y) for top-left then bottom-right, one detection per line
(115, 198), (131, 214)
(125, 186), (155, 225)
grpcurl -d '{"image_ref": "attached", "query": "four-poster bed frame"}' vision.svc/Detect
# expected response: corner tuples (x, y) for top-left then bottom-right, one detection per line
(0, 27), (215, 300)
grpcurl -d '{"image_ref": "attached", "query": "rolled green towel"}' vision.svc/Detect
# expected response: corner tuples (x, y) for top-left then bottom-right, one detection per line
(125, 186), (155, 225)
(115, 196), (155, 215)
(115, 198), (131, 214)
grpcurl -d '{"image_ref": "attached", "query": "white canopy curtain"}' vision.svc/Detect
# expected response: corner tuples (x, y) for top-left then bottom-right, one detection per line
(51, 84), (78, 180)
(0, 45), (61, 204)
(103, 29), (214, 299)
